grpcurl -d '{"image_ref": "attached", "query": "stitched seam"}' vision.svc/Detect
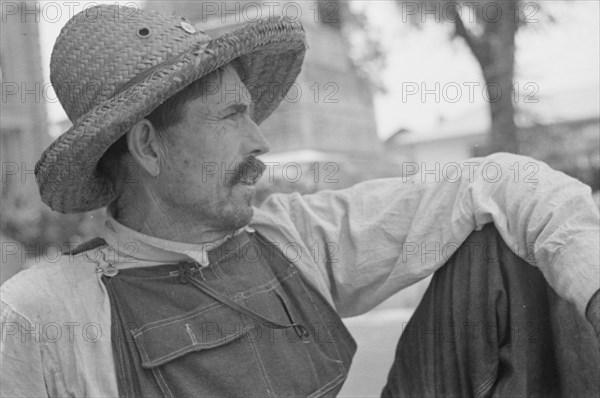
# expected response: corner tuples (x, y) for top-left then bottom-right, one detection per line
(136, 332), (151, 365)
(307, 372), (346, 398)
(136, 302), (223, 332)
(246, 325), (276, 397)
(239, 272), (295, 299)
(153, 368), (174, 398)
(475, 377), (495, 398)
(135, 273), (287, 332)
(136, 273), (295, 333)
(238, 277), (283, 298)
(139, 326), (253, 366)
(211, 264), (225, 279)
(474, 368), (498, 398)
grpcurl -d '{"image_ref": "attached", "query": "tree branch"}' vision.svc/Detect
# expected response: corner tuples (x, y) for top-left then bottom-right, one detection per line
(450, 4), (480, 57)
(448, 3), (492, 72)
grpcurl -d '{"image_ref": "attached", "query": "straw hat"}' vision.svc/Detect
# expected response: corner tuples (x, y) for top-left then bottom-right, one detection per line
(35, 4), (306, 213)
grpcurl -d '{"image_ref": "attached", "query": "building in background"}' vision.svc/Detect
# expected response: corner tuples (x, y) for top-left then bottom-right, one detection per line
(386, 86), (600, 191)
(147, 0), (401, 200)
(1, 2), (51, 213)
(1, 2), (53, 280)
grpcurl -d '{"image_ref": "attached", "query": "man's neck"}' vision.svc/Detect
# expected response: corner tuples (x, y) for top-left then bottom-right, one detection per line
(112, 193), (237, 244)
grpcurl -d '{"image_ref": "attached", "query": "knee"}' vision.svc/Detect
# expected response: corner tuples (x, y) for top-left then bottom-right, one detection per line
(453, 223), (516, 264)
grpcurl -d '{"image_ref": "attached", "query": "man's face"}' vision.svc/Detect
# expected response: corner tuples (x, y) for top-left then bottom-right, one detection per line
(153, 66), (270, 232)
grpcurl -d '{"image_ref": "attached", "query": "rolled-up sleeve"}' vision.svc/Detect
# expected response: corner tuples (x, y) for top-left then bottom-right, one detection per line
(1, 301), (47, 398)
(254, 153), (600, 318)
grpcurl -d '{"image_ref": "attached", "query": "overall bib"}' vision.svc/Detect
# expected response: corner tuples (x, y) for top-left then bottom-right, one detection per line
(88, 230), (356, 397)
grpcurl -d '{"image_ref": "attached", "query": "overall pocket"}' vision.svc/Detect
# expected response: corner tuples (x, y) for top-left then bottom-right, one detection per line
(132, 302), (264, 398)
(130, 285), (346, 398)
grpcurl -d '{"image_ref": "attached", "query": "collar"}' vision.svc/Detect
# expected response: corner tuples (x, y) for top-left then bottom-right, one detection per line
(101, 206), (252, 269)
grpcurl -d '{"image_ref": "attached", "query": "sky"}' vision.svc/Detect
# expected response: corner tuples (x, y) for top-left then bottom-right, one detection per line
(38, 1), (600, 141)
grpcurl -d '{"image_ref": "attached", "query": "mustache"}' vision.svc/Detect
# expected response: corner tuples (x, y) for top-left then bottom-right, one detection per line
(230, 156), (266, 185)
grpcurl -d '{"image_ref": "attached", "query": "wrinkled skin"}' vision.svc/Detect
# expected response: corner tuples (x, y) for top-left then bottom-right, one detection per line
(115, 66), (270, 243)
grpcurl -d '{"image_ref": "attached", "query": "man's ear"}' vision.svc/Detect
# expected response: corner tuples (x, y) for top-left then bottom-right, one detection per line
(126, 119), (164, 177)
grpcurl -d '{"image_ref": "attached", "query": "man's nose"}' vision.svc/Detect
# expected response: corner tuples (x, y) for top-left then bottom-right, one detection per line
(244, 118), (271, 156)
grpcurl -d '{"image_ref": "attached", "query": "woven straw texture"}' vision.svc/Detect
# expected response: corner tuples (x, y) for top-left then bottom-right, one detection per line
(35, 4), (306, 213)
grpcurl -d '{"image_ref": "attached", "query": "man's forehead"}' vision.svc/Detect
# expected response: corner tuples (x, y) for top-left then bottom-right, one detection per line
(206, 65), (252, 107)
(180, 73), (252, 116)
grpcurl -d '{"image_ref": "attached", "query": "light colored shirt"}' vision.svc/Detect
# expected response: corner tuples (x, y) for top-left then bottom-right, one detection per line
(2, 153), (599, 397)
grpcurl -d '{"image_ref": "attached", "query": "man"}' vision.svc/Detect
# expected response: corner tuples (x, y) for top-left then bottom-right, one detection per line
(1, 4), (599, 397)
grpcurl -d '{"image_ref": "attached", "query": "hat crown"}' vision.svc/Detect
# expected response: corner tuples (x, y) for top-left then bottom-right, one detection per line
(51, 4), (209, 122)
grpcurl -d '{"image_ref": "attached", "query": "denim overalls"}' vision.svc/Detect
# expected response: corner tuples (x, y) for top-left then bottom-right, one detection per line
(78, 230), (356, 397)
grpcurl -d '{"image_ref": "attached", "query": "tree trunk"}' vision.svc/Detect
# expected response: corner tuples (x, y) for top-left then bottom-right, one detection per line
(480, 4), (519, 154)
(452, 1), (520, 154)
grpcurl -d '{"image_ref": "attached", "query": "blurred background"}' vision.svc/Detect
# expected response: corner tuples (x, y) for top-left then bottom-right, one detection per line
(1, 1), (599, 396)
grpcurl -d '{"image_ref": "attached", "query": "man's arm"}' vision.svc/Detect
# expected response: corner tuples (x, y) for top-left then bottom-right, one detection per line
(255, 153), (599, 321)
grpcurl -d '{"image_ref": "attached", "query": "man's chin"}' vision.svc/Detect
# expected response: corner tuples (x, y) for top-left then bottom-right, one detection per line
(213, 183), (256, 230)
(221, 200), (254, 229)
(225, 207), (254, 231)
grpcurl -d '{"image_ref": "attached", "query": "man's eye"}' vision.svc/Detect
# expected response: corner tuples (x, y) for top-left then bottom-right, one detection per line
(222, 110), (239, 119)
(223, 105), (248, 119)
(226, 108), (246, 119)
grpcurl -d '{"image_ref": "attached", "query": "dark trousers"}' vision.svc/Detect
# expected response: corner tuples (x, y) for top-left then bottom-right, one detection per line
(382, 224), (599, 398)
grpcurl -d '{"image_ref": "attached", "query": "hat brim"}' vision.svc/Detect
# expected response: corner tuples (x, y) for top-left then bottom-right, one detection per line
(35, 19), (306, 213)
